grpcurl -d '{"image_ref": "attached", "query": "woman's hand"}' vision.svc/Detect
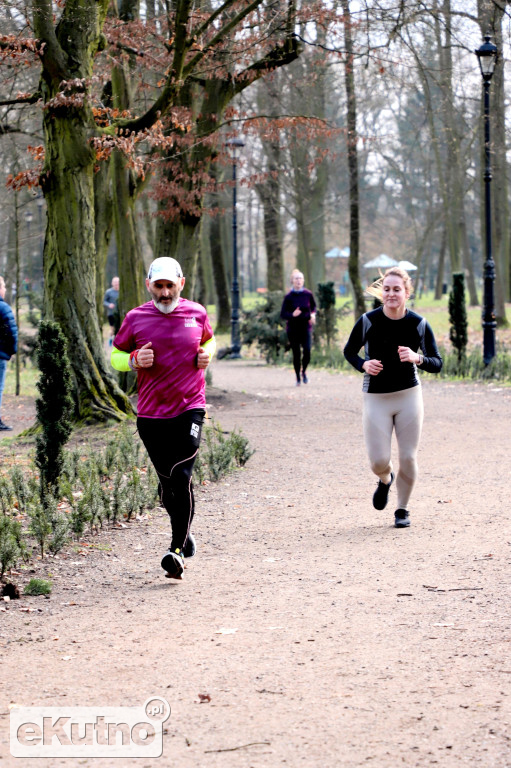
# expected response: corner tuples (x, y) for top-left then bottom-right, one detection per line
(362, 359), (383, 376)
(398, 346), (420, 364)
(292, 308), (302, 317)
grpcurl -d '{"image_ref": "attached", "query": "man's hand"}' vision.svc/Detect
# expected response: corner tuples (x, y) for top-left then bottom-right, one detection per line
(362, 359), (383, 376)
(197, 347), (210, 369)
(137, 341), (154, 368)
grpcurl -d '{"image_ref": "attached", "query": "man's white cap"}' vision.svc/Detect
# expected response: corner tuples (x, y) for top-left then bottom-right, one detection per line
(147, 257), (183, 283)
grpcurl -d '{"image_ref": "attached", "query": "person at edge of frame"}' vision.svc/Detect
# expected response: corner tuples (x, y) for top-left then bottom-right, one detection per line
(0, 275), (18, 431)
(110, 257), (216, 579)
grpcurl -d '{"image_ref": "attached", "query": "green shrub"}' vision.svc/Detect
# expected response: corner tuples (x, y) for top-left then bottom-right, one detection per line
(10, 466), (30, 513)
(35, 321), (74, 496)
(241, 292), (288, 363)
(0, 515), (24, 580)
(448, 273), (468, 363)
(0, 476), (13, 515)
(228, 428), (255, 467)
(24, 578), (52, 596)
(27, 498), (53, 557)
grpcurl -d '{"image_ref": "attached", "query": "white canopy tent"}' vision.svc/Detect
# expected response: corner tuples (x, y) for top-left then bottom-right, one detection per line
(363, 254), (398, 269)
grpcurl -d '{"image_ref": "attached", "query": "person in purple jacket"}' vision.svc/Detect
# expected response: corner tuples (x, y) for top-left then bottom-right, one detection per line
(111, 257), (216, 579)
(281, 269), (317, 386)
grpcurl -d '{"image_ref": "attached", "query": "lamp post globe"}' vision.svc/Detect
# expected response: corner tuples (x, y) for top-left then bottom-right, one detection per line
(225, 136), (245, 358)
(475, 35), (498, 366)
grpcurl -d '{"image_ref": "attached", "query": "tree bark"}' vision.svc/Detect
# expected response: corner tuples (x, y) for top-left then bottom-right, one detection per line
(259, 169), (284, 292)
(94, 161), (113, 325)
(208, 211), (231, 332)
(341, 0), (365, 320)
(34, 0), (133, 422)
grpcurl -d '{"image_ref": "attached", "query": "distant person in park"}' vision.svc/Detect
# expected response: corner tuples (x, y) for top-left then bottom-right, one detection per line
(103, 276), (120, 344)
(0, 275), (18, 431)
(111, 257), (216, 579)
(343, 267), (442, 528)
(281, 269), (317, 386)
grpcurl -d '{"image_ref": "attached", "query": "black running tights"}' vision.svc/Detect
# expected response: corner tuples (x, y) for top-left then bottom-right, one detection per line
(137, 409), (205, 550)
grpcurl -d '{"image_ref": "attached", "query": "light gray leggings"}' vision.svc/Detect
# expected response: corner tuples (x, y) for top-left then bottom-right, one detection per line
(363, 386), (424, 510)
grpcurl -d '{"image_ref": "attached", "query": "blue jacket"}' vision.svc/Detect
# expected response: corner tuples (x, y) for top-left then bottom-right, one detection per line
(0, 298), (18, 360)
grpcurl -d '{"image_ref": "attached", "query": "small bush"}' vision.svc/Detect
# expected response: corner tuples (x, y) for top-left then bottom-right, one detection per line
(24, 578), (52, 596)
(35, 321), (74, 496)
(0, 515), (24, 580)
(241, 292), (288, 363)
(448, 273), (468, 364)
(229, 428), (255, 467)
(10, 466), (30, 513)
(0, 476), (13, 515)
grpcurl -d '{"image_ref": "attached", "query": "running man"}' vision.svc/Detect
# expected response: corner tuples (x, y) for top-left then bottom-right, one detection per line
(111, 257), (216, 578)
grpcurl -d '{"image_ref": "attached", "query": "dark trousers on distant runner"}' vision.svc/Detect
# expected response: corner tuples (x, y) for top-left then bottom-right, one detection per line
(137, 409), (205, 551)
(287, 326), (312, 380)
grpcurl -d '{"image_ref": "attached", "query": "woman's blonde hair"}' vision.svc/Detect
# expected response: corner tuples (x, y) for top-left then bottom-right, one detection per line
(290, 268), (304, 282)
(366, 267), (413, 301)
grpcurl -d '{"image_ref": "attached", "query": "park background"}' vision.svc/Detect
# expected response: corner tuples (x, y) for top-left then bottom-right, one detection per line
(2, 4), (511, 766)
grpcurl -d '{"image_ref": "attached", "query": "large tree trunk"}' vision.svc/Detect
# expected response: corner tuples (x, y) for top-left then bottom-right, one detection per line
(341, 0), (365, 320)
(35, 0), (133, 422)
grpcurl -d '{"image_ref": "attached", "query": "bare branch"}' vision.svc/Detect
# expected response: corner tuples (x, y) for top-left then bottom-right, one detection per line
(0, 93), (41, 107)
(32, 0), (69, 81)
(182, 0), (264, 78)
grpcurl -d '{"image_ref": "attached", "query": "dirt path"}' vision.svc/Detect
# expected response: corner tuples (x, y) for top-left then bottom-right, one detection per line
(1, 360), (511, 767)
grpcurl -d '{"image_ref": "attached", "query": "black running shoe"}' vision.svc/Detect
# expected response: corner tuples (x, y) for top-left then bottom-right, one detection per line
(302, 372), (308, 384)
(161, 548), (185, 579)
(0, 419), (13, 431)
(372, 471), (395, 510)
(182, 532), (196, 559)
(394, 509), (410, 528)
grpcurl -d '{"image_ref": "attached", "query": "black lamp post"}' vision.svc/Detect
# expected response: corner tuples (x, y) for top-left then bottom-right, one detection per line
(225, 136), (245, 358)
(475, 35), (498, 366)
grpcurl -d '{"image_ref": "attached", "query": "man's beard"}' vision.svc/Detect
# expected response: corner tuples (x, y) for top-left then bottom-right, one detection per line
(153, 297), (179, 314)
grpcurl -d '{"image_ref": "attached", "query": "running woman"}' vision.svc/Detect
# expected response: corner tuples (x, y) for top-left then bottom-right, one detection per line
(343, 267), (442, 528)
(280, 269), (317, 386)
(111, 257), (216, 578)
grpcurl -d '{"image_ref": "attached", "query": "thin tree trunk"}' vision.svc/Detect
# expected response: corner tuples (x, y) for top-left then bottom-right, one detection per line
(259, 174), (284, 292)
(341, 0), (365, 320)
(209, 212), (231, 331)
(94, 161), (113, 325)
(435, 226), (447, 300)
